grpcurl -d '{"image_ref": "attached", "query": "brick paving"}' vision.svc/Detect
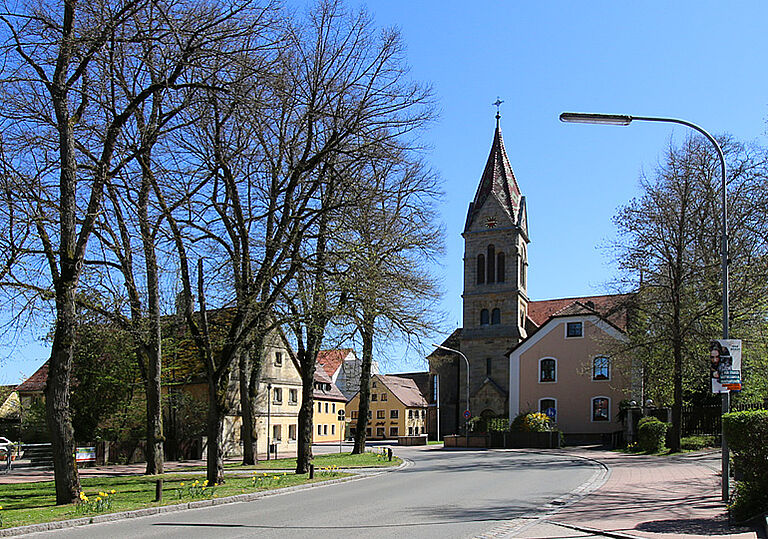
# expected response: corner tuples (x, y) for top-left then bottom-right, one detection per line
(520, 448), (758, 539)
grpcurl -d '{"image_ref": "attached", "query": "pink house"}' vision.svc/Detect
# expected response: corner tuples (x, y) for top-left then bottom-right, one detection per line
(509, 297), (636, 442)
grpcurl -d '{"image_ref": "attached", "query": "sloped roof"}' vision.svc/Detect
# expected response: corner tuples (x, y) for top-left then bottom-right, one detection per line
(426, 328), (462, 360)
(313, 365), (347, 402)
(464, 120), (523, 233)
(378, 375), (428, 408)
(0, 391), (20, 420)
(15, 362), (48, 393)
(316, 348), (353, 378)
(527, 294), (629, 330)
(389, 372), (432, 404)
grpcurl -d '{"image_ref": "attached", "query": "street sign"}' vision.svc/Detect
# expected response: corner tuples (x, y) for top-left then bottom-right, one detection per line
(463, 409), (471, 420)
(337, 410), (345, 421)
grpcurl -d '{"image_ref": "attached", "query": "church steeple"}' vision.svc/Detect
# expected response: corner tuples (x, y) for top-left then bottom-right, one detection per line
(464, 118), (524, 234)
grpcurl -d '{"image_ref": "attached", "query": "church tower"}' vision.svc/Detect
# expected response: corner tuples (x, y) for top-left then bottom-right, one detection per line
(459, 112), (530, 418)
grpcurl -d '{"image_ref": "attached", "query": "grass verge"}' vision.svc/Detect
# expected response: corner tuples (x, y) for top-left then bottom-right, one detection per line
(0, 468), (356, 529)
(218, 450), (401, 470)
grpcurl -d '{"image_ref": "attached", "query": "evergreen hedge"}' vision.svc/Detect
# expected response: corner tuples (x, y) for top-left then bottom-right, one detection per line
(722, 410), (768, 521)
(637, 416), (668, 453)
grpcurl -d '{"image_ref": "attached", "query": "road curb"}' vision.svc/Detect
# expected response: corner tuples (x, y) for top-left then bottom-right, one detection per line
(471, 449), (611, 538)
(0, 459), (408, 537)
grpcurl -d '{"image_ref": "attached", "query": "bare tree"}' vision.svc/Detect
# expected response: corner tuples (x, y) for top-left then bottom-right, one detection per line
(0, 0), (268, 502)
(163, 0), (434, 481)
(611, 135), (768, 451)
(337, 157), (444, 454)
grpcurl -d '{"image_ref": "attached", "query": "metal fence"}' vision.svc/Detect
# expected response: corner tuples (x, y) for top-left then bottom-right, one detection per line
(682, 400), (767, 436)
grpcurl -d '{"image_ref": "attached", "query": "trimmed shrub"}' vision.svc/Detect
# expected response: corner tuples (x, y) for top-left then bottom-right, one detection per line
(680, 435), (716, 451)
(637, 417), (668, 453)
(722, 410), (768, 521)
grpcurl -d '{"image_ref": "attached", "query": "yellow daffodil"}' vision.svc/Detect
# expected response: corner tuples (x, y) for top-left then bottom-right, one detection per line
(180, 482), (185, 487)
(110, 489), (116, 494)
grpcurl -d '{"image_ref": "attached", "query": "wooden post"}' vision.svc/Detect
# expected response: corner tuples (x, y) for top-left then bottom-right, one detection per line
(155, 479), (163, 502)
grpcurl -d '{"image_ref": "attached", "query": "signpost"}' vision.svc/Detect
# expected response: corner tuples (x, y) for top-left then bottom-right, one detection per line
(463, 409), (471, 420)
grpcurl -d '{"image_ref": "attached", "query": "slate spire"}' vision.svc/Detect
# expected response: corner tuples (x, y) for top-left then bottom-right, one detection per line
(464, 117), (523, 233)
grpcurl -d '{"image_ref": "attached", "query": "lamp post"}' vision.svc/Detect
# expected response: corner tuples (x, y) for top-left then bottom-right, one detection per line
(560, 111), (730, 501)
(266, 383), (272, 461)
(433, 344), (470, 436)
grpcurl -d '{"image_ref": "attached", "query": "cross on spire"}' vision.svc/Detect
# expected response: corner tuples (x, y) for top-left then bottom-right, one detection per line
(493, 97), (504, 120)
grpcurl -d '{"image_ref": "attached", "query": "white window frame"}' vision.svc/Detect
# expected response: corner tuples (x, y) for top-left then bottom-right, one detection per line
(538, 397), (558, 422)
(591, 396), (611, 422)
(592, 356), (611, 381)
(538, 357), (557, 383)
(565, 321), (584, 339)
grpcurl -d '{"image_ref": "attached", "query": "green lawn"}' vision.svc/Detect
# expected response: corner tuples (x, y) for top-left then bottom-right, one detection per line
(0, 451), (399, 530)
(220, 451), (400, 470)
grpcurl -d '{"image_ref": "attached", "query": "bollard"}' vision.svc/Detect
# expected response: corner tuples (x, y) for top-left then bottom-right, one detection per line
(387, 448), (392, 461)
(309, 464), (315, 479)
(155, 478), (163, 502)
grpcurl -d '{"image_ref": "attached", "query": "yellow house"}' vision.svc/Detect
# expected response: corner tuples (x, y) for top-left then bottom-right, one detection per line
(312, 367), (347, 443)
(347, 374), (428, 439)
(253, 332), (303, 457)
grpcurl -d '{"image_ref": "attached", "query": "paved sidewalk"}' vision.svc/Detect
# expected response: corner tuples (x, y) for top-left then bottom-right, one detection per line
(518, 448), (758, 539)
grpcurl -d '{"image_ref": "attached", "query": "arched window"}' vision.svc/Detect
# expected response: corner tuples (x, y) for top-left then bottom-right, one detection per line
(487, 245), (495, 283)
(539, 398), (557, 421)
(496, 252), (505, 282)
(480, 309), (489, 325)
(539, 358), (556, 382)
(592, 357), (610, 380)
(476, 254), (485, 284)
(491, 308), (500, 325)
(592, 397), (610, 421)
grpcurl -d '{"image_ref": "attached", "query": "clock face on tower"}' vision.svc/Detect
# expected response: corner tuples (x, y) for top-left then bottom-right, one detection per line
(485, 216), (497, 228)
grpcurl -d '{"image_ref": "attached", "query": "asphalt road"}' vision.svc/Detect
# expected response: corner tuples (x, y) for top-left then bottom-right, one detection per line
(30, 447), (598, 539)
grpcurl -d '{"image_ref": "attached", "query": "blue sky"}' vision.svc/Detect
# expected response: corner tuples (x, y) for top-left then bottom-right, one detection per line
(2, 1), (768, 384)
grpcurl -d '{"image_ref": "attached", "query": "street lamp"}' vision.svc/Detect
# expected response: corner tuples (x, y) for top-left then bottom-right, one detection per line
(433, 344), (470, 436)
(560, 111), (730, 501)
(266, 383), (272, 461)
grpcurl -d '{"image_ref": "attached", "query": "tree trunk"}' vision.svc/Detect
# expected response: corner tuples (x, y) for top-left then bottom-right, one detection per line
(206, 374), (228, 485)
(240, 331), (265, 466)
(295, 353), (315, 474)
(353, 314), (375, 454)
(670, 330), (683, 453)
(145, 341), (164, 474)
(140, 151), (164, 475)
(45, 283), (81, 504)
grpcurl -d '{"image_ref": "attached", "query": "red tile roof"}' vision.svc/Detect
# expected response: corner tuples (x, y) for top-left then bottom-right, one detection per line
(315, 349), (352, 378)
(377, 375), (428, 408)
(15, 362), (49, 393)
(527, 294), (629, 329)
